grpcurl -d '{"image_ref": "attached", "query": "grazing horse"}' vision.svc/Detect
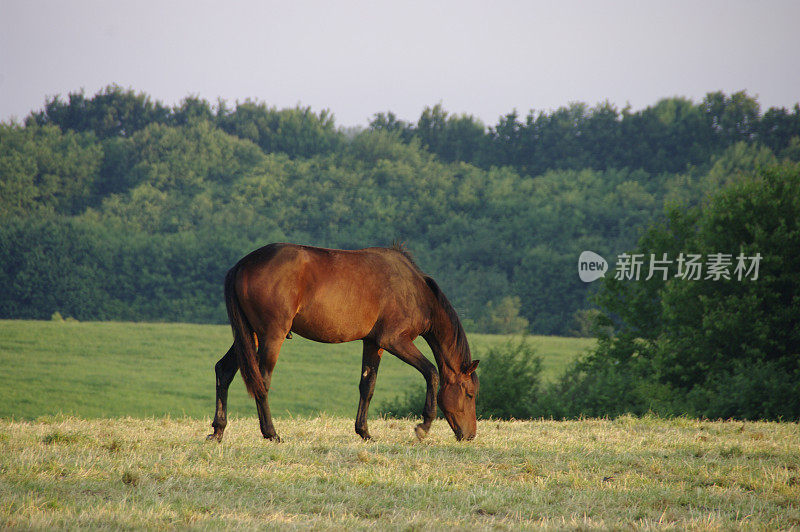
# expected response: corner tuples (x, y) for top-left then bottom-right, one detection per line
(207, 243), (479, 442)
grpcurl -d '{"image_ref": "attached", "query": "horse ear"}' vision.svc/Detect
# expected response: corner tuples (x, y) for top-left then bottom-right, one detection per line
(463, 360), (480, 375)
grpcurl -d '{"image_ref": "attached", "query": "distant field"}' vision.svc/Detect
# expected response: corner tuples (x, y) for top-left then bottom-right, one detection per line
(0, 320), (594, 420)
(1, 415), (798, 528)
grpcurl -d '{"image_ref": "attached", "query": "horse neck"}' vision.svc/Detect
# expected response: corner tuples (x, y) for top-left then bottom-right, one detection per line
(425, 304), (470, 381)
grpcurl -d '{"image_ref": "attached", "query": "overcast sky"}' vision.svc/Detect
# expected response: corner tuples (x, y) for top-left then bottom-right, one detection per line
(1, 0), (799, 127)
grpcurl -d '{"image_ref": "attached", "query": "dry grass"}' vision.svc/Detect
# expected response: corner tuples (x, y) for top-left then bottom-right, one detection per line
(1, 415), (799, 529)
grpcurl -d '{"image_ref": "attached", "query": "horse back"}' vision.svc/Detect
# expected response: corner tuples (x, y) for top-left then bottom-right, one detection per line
(234, 244), (433, 343)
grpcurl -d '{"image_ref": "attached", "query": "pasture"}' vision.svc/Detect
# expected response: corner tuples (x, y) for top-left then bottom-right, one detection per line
(2, 320), (799, 529)
(1, 415), (799, 528)
(0, 320), (592, 420)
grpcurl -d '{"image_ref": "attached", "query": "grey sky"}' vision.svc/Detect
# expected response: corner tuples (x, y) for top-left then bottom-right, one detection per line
(1, 0), (798, 127)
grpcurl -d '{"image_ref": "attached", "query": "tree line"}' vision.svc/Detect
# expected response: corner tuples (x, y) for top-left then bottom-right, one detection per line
(371, 92), (800, 175)
(2, 85), (799, 337)
(27, 85), (800, 175)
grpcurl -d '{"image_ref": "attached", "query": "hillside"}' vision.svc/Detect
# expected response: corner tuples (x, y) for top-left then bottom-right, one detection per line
(2, 87), (799, 334)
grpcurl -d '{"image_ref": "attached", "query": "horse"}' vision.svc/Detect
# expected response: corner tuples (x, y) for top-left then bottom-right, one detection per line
(206, 243), (480, 442)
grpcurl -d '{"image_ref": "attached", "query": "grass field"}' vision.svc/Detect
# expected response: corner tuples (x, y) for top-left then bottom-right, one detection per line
(1, 415), (798, 529)
(0, 320), (594, 421)
(2, 321), (799, 528)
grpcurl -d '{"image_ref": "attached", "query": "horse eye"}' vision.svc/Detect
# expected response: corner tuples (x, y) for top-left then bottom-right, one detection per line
(465, 392), (474, 399)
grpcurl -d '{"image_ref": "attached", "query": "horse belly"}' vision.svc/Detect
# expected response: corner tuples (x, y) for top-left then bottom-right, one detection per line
(290, 297), (378, 343)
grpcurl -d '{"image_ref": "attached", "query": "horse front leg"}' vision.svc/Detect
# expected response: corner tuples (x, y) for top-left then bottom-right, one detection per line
(207, 345), (238, 442)
(384, 338), (439, 440)
(355, 339), (383, 440)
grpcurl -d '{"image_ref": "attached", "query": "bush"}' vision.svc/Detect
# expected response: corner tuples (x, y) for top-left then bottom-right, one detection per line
(378, 382), (427, 419)
(471, 297), (529, 335)
(476, 339), (541, 419)
(530, 350), (666, 419)
(687, 360), (800, 420)
(379, 339), (543, 420)
(561, 163), (800, 421)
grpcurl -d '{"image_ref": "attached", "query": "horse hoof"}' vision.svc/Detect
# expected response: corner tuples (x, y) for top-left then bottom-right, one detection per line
(414, 424), (428, 441)
(206, 433), (222, 442)
(265, 434), (282, 443)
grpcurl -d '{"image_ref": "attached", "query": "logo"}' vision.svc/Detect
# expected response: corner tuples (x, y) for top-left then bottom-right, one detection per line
(577, 251), (762, 282)
(578, 251), (608, 282)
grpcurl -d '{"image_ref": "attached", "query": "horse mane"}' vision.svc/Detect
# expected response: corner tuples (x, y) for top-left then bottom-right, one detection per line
(389, 241), (419, 268)
(388, 241), (472, 368)
(423, 276), (472, 367)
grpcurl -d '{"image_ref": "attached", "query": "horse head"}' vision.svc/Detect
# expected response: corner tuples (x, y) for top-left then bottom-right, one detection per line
(438, 359), (480, 440)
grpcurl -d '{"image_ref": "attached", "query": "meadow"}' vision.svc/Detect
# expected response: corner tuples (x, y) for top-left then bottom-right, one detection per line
(3, 320), (799, 529)
(1, 415), (798, 529)
(0, 320), (592, 420)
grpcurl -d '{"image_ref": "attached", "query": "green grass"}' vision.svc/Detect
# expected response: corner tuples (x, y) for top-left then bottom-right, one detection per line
(1, 415), (798, 529)
(0, 320), (594, 420)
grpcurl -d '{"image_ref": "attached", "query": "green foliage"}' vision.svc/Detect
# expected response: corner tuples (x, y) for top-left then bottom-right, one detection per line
(2, 86), (799, 338)
(468, 296), (529, 335)
(217, 101), (343, 158)
(370, 91), (799, 178)
(567, 308), (609, 338)
(549, 163), (800, 420)
(531, 339), (664, 419)
(654, 165), (800, 400)
(0, 124), (102, 214)
(380, 339), (543, 420)
(377, 383), (426, 419)
(27, 85), (171, 138)
(475, 339), (542, 419)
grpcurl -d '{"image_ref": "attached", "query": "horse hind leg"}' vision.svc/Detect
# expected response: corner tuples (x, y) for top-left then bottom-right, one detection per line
(252, 328), (288, 442)
(207, 345), (238, 442)
(355, 339), (383, 440)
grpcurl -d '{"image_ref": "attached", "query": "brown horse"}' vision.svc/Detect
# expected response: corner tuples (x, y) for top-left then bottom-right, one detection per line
(206, 243), (479, 442)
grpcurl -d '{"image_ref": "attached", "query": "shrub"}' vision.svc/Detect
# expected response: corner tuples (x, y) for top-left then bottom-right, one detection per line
(379, 339), (543, 420)
(473, 297), (530, 335)
(476, 339), (541, 419)
(563, 163), (800, 421)
(378, 383), (426, 419)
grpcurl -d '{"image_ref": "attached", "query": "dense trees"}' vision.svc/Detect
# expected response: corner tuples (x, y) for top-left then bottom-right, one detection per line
(0, 124), (102, 215)
(2, 86), (799, 339)
(27, 85), (172, 139)
(372, 91), (800, 176)
(539, 164), (800, 419)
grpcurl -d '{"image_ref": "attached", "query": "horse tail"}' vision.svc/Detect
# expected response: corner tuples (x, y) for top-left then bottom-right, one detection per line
(225, 263), (266, 399)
